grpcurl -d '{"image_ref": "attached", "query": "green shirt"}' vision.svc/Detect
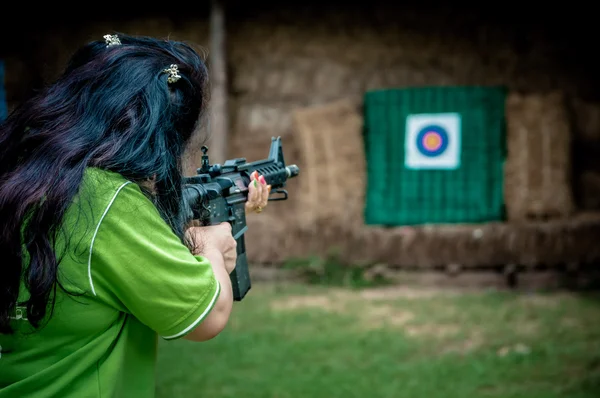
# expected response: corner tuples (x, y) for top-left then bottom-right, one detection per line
(0, 168), (220, 397)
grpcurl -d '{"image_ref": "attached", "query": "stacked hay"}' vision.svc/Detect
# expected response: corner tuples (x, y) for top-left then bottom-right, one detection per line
(570, 98), (600, 210)
(504, 91), (575, 221)
(578, 172), (600, 210)
(291, 98), (366, 232)
(330, 213), (600, 268)
(571, 98), (600, 142)
(251, 212), (600, 269)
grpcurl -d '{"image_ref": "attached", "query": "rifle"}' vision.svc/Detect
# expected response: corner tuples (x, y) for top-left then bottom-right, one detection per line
(183, 136), (300, 301)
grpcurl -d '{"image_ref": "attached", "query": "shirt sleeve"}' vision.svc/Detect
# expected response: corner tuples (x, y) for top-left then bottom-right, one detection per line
(88, 181), (221, 340)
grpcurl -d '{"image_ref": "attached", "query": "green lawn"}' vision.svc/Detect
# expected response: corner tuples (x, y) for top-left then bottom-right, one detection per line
(156, 282), (600, 398)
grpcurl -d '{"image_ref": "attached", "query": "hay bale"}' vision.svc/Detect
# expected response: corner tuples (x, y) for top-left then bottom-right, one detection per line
(233, 101), (295, 139)
(504, 91), (575, 221)
(244, 214), (302, 265)
(292, 98), (366, 231)
(245, 211), (600, 269)
(570, 98), (600, 142)
(578, 171), (600, 210)
(337, 213), (600, 269)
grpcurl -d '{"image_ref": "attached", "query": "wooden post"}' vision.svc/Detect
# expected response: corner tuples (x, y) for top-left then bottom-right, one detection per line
(208, 0), (228, 164)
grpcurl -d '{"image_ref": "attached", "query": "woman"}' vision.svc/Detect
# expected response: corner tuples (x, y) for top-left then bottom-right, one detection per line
(0, 33), (269, 397)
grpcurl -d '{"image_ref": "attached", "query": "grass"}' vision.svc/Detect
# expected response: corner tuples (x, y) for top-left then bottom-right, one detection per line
(156, 282), (600, 398)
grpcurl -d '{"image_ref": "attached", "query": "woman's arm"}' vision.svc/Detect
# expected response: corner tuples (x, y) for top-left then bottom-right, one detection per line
(183, 247), (234, 342)
(182, 171), (270, 342)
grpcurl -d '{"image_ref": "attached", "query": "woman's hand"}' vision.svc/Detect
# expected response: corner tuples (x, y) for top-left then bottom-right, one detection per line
(245, 171), (270, 214)
(186, 223), (237, 274)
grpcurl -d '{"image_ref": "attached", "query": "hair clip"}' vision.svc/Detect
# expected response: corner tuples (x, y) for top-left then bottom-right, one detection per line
(162, 64), (181, 84)
(103, 34), (121, 47)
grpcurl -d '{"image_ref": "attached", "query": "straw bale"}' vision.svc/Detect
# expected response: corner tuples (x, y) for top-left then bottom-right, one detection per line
(232, 57), (361, 103)
(233, 101), (295, 138)
(328, 213), (600, 269)
(244, 212), (308, 265)
(244, 212), (600, 269)
(291, 98), (366, 231)
(578, 171), (600, 210)
(228, 100), (301, 166)
(570, 97), (600, 142)
(504, 91), (575, 221)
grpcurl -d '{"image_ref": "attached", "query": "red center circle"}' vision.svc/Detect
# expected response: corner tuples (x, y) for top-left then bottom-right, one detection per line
(422, 131), (442, 151)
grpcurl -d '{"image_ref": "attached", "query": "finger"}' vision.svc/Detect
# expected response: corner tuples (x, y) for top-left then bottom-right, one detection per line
(254, 177), (264, 201)
(247, 172), (257, 200)
(245, 195), (258, 213)
(252, 172), (265, 199)
(257, 175), (269, 208)
(255, 175), (265, 201)
(256, 177), (268, 208)
(260, 184), (270, 208)
(246, 179), (260, 209)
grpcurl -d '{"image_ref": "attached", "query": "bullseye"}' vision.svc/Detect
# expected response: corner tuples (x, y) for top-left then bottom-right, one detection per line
(422, 131), (442, 151)
(415, 125), (449, 157)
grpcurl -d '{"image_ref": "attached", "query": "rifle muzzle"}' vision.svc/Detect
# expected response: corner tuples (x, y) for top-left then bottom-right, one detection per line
(286, 165), (300, 179)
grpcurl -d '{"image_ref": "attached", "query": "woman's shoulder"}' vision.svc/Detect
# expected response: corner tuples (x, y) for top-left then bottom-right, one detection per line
(83, 167), (130, 189)
(80, 167), (143, 195)
(56, 169), (154, 295)
(72, 167), (147, 218)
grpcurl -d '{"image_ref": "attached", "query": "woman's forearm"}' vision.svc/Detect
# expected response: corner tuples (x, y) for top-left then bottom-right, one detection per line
(205, 247), (234, 317)
(183, 248), (234, 341)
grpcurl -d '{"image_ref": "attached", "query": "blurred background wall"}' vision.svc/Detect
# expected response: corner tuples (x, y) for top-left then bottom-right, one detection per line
(1, 1), (599, 283)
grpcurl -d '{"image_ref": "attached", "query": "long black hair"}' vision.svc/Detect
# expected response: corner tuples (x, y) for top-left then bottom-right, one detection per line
(0, 33), (210, 334)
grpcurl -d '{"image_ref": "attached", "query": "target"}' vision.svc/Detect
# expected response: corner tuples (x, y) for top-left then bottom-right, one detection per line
(405, 113), (461, 170)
